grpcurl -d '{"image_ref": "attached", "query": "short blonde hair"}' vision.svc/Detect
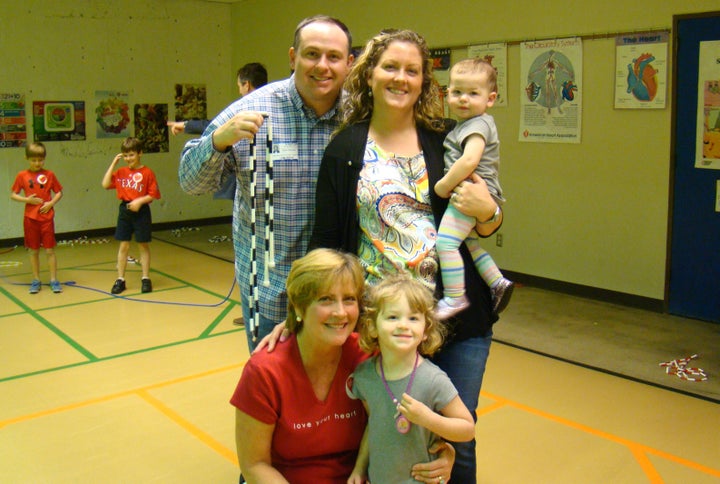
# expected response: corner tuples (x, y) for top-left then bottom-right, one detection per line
(25, 142), (46, 159)
(285, 249), (366, 333)
(450, 57), (498, 93)
(359, 274), (445, 356)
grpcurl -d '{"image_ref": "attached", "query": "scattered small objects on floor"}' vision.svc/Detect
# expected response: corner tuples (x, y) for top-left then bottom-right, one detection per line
(57, 236), (110, 246)
(209, 235), (231, 243)
(659, 354), (707, 382)
(171, 227), (201, 237)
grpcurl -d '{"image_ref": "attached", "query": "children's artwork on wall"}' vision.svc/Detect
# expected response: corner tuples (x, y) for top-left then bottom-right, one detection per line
(614, 32), (668, 109)
(134, 103), (169, 153)
(173, 83), (207, 121)
(95, 91), (131, 138)
(519, 37), (583, 144)
(696, 40), (720, 169)
(0, 93), (27, 148)
(32, 101), (86, 142)
(468, 43), (508, 107)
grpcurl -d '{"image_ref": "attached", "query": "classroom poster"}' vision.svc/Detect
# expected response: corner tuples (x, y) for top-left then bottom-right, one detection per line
(134, 103), (168, 153)
(95, 91), (130, 138)
(519, 37), (582, 143)
(467, 43), (508, 107)
(0, 93), (27, 148)
(32, 100), (86, 142)
(173, 83), (207, 122)
(614, 32), (668, 109)
(696, 40), (720, 169)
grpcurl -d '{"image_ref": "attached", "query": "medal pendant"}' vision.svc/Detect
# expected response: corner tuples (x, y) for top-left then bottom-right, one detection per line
(395, 414), (411, 434)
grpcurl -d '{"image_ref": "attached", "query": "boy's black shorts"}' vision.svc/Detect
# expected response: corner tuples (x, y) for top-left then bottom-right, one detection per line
(115, 202), (152, 243)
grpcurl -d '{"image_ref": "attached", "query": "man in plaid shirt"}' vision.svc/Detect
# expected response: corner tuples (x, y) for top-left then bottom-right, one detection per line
(179, 15), (354, 350)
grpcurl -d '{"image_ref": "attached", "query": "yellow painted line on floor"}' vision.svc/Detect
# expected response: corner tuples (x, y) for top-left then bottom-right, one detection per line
(2, 359), (717, 481)
(481, 391), (720, 480)
(628, 446), (664, 484)
(475, 399), (506, 417)
(0, 362), (246, 430)
(137, 389), (238, 465)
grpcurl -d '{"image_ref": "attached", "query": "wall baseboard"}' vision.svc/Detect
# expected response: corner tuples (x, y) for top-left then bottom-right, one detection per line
(502, 270), (666, 313)
(0, 216), (233, 249)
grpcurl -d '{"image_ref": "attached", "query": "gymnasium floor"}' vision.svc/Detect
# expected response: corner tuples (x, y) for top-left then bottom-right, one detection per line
(0, 231), (718, 483)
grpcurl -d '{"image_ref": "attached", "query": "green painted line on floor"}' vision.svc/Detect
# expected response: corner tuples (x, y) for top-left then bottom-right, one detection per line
(0, 328), (244, 383)
(0, 246), (242, 383)
(0, 284), (98, 362)
(200, 302), (237, 338)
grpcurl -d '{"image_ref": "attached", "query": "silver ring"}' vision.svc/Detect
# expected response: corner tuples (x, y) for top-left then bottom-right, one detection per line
(450, 193), (457, 202)
(438, 478), (445, 484)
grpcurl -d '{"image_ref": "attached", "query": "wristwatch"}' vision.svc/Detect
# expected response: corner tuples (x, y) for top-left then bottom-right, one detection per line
(478, 204), (501, 224)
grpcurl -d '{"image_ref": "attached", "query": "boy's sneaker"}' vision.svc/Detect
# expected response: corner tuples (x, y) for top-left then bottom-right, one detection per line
(492, 278), (515, 314)
(141, 278), (152, 293)
(434, 295), (470, 321)
(111, 278), (126, 294)
(29, 279), (41, 294)
(50, 280), (62, 293)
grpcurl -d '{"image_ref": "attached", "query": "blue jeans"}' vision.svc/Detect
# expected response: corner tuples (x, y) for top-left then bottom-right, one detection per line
(431, 332), (493, 484)
(240, 293), (282, 352)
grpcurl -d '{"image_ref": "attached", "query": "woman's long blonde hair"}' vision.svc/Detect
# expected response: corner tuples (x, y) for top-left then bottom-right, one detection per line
(338, 29), (445, 133)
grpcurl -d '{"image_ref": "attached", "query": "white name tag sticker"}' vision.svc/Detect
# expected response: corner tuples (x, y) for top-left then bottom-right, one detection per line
(272, 143), (299, 160)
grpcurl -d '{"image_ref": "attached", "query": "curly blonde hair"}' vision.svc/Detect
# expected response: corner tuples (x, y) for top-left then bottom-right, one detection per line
(338, 29), (445, 133)
(359, 274), (446, 356)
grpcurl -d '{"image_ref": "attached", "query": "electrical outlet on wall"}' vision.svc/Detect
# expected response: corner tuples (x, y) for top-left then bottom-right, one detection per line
(496, 233), (503, 247)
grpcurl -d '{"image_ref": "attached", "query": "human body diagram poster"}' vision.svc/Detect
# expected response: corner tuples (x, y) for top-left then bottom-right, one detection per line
(519, 37), (582, 143)
(467, 43), (508, 107)
(614, 32), (668, 109)
(697, 40), (720, 169)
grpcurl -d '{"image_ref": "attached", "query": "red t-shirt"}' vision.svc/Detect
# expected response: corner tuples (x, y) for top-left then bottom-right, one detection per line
(11, 169), (63, 221)
(230, 333), (369, 484)
(108, 165), (161, 201)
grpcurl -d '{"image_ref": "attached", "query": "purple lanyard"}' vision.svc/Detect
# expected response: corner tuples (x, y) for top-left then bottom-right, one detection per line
(379, 352), (420, 434)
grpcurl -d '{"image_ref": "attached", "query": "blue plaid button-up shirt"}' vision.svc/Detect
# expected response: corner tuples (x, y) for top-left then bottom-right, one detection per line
(179, 76), (341, 324)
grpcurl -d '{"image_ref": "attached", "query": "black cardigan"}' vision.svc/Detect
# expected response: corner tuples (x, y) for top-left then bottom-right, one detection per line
(309, 121), (497, 341)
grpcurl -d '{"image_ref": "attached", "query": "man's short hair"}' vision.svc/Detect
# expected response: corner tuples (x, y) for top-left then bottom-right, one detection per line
(292, 15), (352, 54)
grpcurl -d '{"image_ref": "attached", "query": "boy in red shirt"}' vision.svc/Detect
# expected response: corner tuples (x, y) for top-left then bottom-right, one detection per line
(102, 137), (161, 294)
(10, 142), (64, 294)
